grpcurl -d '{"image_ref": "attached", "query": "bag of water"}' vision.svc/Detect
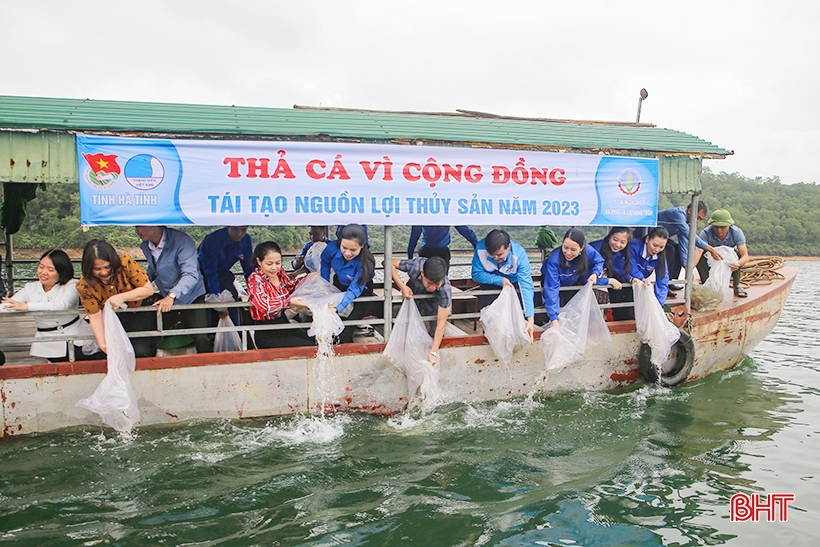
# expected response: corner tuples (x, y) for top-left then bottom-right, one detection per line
(76, 302), (141, 433)
(540, 282), (611, 372)
(634, 282), (680, 366)
(480, 285), (530, 366)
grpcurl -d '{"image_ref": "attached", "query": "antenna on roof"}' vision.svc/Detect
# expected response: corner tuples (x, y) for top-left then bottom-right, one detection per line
(636, 88), (649, 124)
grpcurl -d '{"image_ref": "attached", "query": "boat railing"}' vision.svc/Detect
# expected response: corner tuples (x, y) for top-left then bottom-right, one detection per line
(2, 282), (647, 363)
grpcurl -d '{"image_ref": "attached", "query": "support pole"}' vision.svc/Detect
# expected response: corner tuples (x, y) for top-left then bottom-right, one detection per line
(383, 226), (393, 340)
(684, 193), (700, 313)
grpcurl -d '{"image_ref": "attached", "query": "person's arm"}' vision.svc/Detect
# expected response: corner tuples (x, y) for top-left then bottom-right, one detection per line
(587, 248), (607, 286)
(407, 226), (422, 259)
(108, 281), (154, 310)
(656, 260), (670, 304)
(168, 235), (201, 298)
(732, 244), (750, 270)
(455, 225), (479, 248)
(471, 251), (502, 286)
(241, 237), (255, 279)
(292, 241), (311, 269)
(320, 244), (333, 281)
(2, 285), (31, 310)
(391, 258), (414, 299)
(543, 257), (562, 325)
(24, 284), (78, 312)
(515, 246), (535, 318)
(88, 311), (107, 354)
(336, 280), (365, 313)
(429, 305), (450, 365)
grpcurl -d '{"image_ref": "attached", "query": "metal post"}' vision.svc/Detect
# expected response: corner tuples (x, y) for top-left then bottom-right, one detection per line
(636, 88), (648, 124)
(383, 226), (393, 340)
(684, 193), (700, 313)
(5, 231), (13, 294)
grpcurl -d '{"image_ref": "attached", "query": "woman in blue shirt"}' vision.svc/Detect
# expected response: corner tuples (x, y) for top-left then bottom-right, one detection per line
(629, 226), (670, 306)
(320, 224), (376, 344)
(590, 227), (633, 321)
(541, 228), (605, 327)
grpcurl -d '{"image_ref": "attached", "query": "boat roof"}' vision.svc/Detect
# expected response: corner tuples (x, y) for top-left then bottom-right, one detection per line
(0, 95), (731, 192)
(0, 95), (731, 157)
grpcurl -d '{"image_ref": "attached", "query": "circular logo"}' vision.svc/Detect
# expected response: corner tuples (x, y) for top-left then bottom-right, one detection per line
(617, 168), (641, 196)
(125, 154), (165, 191)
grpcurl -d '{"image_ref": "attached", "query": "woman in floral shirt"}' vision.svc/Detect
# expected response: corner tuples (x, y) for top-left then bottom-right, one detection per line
(247, 241), (313, 348)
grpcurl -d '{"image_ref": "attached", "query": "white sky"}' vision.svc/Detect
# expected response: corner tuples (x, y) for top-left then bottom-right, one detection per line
(3, 0), (818, 184)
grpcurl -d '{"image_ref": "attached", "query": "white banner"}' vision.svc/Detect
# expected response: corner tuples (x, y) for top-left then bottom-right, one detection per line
(77, 135), (658, 226)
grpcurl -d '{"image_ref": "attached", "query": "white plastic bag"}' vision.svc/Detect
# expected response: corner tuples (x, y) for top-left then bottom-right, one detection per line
(540, 282), (611, 372)
(205, 289), (235, 313)
(76, 302), (141, 433)
(406, 359), (441, 404)
(634, 282), (681, 366)
(214, 315), (242, 352)
(303, 241), (327, 273)
(480, 285), (530, 366)
(384, 299), (433, 369)
(290, 273), (346, 338)
(703, 245), (739, 302)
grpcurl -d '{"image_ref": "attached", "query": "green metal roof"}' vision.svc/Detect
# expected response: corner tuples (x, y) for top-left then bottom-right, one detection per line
(0, 95), (732, 158)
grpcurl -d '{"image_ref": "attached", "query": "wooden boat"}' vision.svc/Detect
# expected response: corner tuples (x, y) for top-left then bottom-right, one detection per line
(0, 266), (795, 437)
(0, 95), (793, 436)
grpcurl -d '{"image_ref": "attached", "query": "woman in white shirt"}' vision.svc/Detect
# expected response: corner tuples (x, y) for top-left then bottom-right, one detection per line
(2, 249), (100, 361)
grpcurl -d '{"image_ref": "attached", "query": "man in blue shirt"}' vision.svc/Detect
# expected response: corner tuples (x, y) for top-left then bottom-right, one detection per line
(407, 225), (479, 263)
(136, 226), (213, 353)
(198, 226), (254, 325)
(695, 209), (750, 297)
(657, 200), (721, 289)
(471, 229), (535, 342)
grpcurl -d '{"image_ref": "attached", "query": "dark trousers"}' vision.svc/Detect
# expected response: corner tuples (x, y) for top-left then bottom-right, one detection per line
(119, 308), (159, 358)
(419, 246), (451, 264)
(253, 314), (314, 348)
(666, 239), (683, 281)
(161, 294), (213, 354)
(696, 254), (741, 289)
(333, 277), (375, 344)
(608, 285), (635, 321)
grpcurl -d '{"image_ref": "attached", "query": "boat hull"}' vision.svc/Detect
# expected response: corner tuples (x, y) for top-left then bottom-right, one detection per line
(1, 268), (796, 437)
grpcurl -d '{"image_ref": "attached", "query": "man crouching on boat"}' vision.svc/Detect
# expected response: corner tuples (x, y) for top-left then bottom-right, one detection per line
(471, 229), (535, 342)
(390, 256), (452, 365)
(135, 226), (213, 353)
(694, 209), (750, 298)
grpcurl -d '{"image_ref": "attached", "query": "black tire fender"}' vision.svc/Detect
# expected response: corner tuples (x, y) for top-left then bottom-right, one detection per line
(638, 329), (695, 387)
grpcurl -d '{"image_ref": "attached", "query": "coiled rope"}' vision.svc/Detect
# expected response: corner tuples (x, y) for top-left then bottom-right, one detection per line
(739, 256), (785, 287)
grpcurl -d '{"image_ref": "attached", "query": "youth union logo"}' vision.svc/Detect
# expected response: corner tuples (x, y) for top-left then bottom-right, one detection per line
(82, 153), (121, 189)
(125, 154), (165, 191)
(617, 168), (642, 196)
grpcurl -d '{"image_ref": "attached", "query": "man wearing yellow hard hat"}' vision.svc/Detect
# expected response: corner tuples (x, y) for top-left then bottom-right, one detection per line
(694, 209), (750, 298)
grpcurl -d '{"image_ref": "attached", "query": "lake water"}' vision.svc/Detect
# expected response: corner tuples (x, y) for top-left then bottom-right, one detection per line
(1, 261), (817, 546)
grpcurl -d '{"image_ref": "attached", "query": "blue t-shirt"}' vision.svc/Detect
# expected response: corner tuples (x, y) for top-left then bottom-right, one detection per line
(471, 239), (534, 317)
(540, 246), (606, 321)
(320, 240), (373, 312)
(589, 239), (630, 283)
(628, 238), (668, 305)
(198, 228), (254, 294)
(699, 225), (746, 248)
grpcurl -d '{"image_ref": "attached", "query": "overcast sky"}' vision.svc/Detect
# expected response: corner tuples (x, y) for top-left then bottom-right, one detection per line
(3, 1), (818, 184)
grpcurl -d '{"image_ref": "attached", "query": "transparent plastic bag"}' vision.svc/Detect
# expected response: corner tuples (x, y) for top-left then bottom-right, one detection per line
(540, 282), (611, 372)
(204, 289), (235, 312)
(703, 246), (739, 302)
(215, 315), (242, 352)
(406, 359), (441, 404)
(634, 282), (680, 366)
(76, 302), (141, 433)
(384, 299), (433, 370)
(290, 273), (346, 338)
(480, 285), (530, 366)
(303, 241), (327, 273)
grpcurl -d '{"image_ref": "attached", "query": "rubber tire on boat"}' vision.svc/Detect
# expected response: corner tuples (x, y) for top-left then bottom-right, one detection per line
(638, 329), (695, 387)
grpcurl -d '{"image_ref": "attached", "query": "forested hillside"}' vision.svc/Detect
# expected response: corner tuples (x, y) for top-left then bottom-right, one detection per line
(5, 168), (820, 256)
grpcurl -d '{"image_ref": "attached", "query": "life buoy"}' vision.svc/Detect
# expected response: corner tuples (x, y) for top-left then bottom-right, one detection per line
(638, 329), (695, 387)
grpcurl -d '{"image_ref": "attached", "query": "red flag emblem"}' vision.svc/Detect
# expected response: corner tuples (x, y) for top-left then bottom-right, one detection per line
(83, 153), (121, 175)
